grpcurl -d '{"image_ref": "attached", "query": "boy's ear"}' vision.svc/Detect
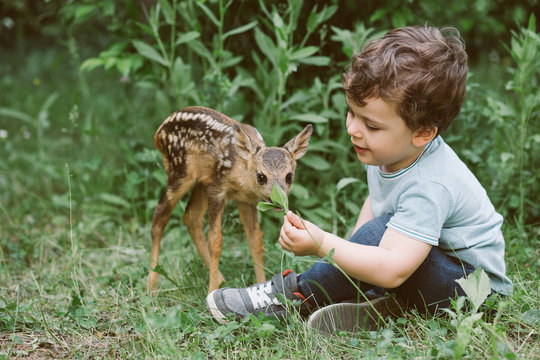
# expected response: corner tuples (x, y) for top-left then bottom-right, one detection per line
(412, 127), (438, 147)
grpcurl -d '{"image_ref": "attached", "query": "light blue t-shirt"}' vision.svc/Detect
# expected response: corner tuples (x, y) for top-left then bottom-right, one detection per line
(367, 136), (512, 294)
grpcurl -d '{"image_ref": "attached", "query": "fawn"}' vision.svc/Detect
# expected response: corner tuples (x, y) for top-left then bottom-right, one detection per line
(148, 106), (313, 294)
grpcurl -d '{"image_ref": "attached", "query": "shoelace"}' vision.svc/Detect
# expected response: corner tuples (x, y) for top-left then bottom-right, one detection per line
(246, 281), (282, 310)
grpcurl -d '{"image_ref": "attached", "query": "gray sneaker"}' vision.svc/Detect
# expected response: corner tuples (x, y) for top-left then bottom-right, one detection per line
(206, 270), (310, 324)
(307, 296), (403, 334)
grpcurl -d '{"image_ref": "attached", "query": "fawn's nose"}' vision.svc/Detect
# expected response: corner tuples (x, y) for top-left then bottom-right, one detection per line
(276, 180), (290, 194)
(263, 180), (289, 201)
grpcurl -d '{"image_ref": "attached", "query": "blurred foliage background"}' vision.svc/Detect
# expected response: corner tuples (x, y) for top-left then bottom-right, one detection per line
(1, 0), (538, 278)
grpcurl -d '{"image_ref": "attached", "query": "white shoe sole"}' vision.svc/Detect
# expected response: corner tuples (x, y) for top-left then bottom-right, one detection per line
(307, 296), (402, 334)
(206, 290), (228, 325)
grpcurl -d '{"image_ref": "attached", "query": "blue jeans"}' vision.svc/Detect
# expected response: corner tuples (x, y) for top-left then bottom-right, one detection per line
(297, 216), (475, 314)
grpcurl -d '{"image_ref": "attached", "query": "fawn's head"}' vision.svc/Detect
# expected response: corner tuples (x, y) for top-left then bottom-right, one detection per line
(234, 124), (313, 201)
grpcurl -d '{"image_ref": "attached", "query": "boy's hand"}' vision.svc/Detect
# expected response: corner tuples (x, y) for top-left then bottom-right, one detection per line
(279, 211), (326, 257)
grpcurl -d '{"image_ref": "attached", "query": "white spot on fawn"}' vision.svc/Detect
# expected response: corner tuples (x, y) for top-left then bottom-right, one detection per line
(255, 129), (264, 142)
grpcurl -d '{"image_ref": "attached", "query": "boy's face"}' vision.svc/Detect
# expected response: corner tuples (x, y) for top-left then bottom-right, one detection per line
(346, 97), (427, 173)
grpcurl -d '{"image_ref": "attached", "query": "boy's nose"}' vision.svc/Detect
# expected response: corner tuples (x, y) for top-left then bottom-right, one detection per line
(347, 121), (363, 139)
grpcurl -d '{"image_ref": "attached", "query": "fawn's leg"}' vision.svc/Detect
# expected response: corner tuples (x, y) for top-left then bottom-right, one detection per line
(183, 184), (225, 286)
(206, 188), (227, 294)
(148, 180), (193, 292)
(237, 201), (266, 283)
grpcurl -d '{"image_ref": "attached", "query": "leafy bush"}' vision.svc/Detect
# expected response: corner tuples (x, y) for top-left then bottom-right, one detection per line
(58, 1), (539, 231)
(446, 15), (539, 228)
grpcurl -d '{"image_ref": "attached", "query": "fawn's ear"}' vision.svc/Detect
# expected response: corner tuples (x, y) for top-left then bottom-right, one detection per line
(234, 125), (258, 160)
(283, 124), (313, 160)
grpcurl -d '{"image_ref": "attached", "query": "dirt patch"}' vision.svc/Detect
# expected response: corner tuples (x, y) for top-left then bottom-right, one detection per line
(0, 331), (131, 359)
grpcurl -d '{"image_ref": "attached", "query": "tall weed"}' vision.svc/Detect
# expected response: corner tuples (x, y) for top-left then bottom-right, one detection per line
(482, 14), (539, 227)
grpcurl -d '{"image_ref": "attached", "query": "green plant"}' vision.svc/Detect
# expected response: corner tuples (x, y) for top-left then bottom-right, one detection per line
(441, 269), (517, 359)
(0, 92), (58, 163)
(250, 0), (336, 143)
(75, 0), (259, 114)
(481, 14), (539, 227)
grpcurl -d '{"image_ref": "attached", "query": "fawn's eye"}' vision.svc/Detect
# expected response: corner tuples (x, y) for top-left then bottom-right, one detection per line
(285, 172), (293, 185)
(257, 172), (267, 185)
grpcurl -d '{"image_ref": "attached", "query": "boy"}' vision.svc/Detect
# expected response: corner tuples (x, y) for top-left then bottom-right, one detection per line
(206, 25), (512, 331)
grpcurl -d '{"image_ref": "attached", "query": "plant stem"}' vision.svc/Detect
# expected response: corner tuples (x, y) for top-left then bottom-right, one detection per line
(169, 0), (177, 72)
(295, 211), (389, 325)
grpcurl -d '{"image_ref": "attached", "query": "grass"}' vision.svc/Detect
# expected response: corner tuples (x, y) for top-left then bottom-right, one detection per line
(1, 26), (539, 360)
(1, 224), (538, 359)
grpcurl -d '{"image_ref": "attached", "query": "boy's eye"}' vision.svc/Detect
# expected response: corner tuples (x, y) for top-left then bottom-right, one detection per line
(366, 124), (380, 131)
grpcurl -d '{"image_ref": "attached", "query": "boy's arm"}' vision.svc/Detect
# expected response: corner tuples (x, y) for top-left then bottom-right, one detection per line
(280, 212), (432, 289)
(316, 227), (432, 288)
(354, 195), (373, 232)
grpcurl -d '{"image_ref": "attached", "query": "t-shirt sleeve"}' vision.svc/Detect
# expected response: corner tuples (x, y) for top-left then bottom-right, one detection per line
(386, 181), (454, 246)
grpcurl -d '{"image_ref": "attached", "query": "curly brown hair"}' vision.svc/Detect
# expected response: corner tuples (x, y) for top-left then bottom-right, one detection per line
(343, 26), (468, 135)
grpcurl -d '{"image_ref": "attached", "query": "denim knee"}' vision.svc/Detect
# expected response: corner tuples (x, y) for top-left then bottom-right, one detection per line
(348, 215), (391, 246)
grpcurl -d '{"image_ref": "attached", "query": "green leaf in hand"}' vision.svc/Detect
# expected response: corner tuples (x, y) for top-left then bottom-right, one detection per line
(270, 182), (289, 212)
(256, 201), (277, 212)
(257, 183), (289, 213)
